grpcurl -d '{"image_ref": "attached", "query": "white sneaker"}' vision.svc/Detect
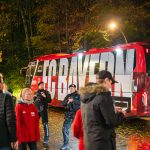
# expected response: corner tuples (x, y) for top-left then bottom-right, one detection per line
(60, 145), (70, 150)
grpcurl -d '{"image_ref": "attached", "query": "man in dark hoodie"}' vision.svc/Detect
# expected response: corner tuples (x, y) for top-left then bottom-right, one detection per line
(0, 80), (18, 150)
(60, 84), (80, 150)
(80, 70), (126, 150)
(34, 81), (51, 148)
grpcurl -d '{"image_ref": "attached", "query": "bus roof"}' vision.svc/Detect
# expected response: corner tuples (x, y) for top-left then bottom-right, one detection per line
(34, 53), (70, 61)
(33, 42), (149, 61)
(87, 42), (149, 53)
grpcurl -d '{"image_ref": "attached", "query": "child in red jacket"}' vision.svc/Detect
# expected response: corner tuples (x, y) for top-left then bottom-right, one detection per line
(15, 88), (40, 150)
(73, 109), (84, 150)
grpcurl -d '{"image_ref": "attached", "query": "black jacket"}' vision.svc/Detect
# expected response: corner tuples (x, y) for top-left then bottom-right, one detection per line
(34, 89), (51, 112)
(80, 84), (125, 150)
(0, 93), (17, 148)
(62, 91), (80, 119)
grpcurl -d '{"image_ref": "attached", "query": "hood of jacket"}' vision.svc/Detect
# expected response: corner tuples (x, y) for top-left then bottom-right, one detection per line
(79, 84), (108, 104)
(18, 98), (33, 105)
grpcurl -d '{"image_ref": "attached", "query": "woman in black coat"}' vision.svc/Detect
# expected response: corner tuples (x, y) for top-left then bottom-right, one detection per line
(80, 70), (126, 150)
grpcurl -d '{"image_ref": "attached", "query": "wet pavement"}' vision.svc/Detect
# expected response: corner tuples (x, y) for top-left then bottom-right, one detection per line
(37, 108), (150, 150)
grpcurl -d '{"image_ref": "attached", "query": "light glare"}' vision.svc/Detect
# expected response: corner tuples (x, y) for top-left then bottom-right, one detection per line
(78, 53), (83, 59)
(116, 48), (122, 55)
(109, 22), (117, 30)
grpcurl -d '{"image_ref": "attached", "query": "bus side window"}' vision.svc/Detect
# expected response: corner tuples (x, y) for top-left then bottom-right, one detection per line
(35, 61), (44, 76)
(38, 65), (42, 72)
(144, 46), (150, 75)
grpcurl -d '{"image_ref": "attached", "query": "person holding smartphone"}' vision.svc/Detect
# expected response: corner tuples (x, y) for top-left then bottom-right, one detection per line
(60, 84), (80, 150)
(34, 82), (51, 148)
(80, 70), (126, 150)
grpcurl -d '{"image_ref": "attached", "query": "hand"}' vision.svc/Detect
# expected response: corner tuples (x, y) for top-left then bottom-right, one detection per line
(67, 98), (73, 104)
(11, 141), (18, 150)
(115, 107), (122, 113)
(41, 92), (46, 98)
(40, 105), (44, 111)
(122, 110), (127, 117)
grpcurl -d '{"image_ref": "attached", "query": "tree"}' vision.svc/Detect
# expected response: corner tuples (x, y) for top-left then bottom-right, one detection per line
(0, 0), (150, 94)
(17, 0), (33, 60)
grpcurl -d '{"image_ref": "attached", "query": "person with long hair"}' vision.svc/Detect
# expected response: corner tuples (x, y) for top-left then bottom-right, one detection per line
(16, 88), (40, 150)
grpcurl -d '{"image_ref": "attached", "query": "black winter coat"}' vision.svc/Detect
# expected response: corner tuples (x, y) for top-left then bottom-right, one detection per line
(0, 93), (17, 148)
(62, 91), (80, 119)
(80, 84), (125, 150)
(34, 89), (52, 112)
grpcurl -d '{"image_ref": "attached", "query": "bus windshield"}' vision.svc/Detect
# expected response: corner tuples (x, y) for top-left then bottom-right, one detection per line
(25, 61), (37, 86)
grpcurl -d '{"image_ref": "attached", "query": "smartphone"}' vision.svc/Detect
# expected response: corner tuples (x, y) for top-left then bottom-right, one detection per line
(122, 108), (128, 111)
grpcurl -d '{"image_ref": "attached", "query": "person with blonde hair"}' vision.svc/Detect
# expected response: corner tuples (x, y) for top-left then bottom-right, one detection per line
(15, 88), (40, 150)
(0, 81), (3, 93)
(3, 83), (9, 94)
(0, 73), (3, 83)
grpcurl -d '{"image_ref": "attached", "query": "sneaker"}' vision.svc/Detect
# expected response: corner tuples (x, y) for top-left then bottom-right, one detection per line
(60, 144), (70, 150)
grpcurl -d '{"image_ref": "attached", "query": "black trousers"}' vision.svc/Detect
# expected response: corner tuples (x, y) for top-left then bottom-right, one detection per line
(38, 109), (48, 124)
(19, 142), (37, 150)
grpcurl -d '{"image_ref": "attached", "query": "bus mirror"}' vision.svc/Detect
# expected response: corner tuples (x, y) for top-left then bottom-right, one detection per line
(20, 67), (28, 76)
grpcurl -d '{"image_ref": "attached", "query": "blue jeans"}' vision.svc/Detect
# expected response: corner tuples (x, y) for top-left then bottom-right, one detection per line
(19, 142), (37, 150)
(0, 147), (10, 150)
(62, 117), (73, 146)
(39, 110), (49, 144)
(43, 122), (49, 144)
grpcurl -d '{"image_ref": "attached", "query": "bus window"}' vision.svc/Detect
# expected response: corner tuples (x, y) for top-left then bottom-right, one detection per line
(144, 46), (150, 75)
(35, 61), (44, 76)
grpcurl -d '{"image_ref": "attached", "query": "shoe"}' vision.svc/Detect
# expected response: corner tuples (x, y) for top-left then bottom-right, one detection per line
(60, 144), (70, 150)
(43, 143), (49, 149)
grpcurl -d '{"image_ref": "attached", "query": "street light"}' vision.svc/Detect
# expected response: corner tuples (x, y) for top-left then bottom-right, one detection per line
(108, 22), (128, 44)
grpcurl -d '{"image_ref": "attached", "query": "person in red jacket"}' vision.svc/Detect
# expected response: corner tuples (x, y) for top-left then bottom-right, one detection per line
(73, 109), (84, 150)
(15, 88), (40, 150)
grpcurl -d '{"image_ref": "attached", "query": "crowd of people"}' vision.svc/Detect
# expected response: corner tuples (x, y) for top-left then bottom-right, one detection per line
(0, 70), (127, 150)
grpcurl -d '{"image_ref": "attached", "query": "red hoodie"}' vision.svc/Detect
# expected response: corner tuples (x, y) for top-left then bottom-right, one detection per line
(73, 109), (84, 150)
(15, 100), (40, 144)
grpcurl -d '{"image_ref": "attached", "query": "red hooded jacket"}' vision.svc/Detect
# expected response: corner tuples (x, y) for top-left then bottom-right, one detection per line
(73, 109), (84, 150)
(15, 100), (40, 144)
